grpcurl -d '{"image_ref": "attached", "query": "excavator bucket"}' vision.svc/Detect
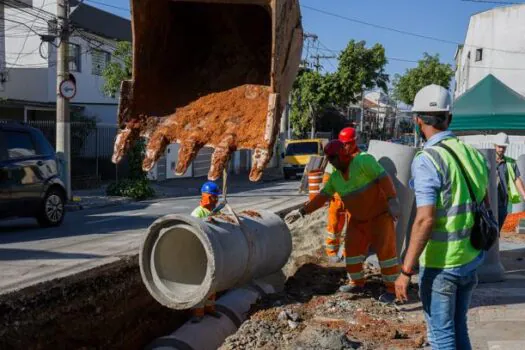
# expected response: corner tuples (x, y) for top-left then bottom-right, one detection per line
(112, 0), (303, 181)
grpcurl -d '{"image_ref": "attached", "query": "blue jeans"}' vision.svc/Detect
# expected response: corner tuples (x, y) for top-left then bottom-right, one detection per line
(419, 267), (478, 350)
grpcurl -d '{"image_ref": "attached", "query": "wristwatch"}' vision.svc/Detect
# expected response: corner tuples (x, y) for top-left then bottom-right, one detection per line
(401, 267), (415, 277)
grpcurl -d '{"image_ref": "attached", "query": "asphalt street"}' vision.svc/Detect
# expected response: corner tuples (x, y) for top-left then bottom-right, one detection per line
(0, 180), (304, 294)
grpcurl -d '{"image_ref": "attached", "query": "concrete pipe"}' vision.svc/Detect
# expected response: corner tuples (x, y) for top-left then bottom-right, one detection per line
(512, 154), (525, 213)
(139, 210), (292, 310)
(477, 148), (505, 283)
(146, 280), (277, 350)
(367, 141), (417, 259)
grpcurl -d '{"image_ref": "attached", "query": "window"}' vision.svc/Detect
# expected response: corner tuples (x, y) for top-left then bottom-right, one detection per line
(475, 49), (483, 62)
(5, 131), (36, 159)
(68, 43), (82, 72)
(32, 130), (55, 156)
(91, 49), (111, 76)
(285, 142), (319, 156)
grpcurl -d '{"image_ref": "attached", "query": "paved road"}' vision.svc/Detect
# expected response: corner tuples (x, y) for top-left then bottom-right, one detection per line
(0, 180), (305, 294)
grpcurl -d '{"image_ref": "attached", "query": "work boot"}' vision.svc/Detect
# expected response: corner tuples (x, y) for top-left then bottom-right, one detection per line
(378, 292), (396, 304)
(338, 284), (365, 294)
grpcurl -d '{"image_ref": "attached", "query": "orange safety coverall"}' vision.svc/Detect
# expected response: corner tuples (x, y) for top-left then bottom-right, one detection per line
(321, 152), (400, 293)
(323, 172), (348, 257)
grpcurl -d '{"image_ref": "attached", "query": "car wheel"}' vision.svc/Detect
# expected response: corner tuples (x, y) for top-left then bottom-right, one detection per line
(284, 172), (291, 180)
(37, 188), (65, 227)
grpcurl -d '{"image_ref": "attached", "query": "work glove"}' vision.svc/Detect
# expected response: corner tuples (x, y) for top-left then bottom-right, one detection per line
(212, 202), (226, 214)
(285, 209), (304, 225)
(388, 197), (401, 220)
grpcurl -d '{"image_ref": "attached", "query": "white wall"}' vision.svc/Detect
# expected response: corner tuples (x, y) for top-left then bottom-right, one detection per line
(1, 1), (119, 112)
(80, 104), (118, 125)
(0, 67), (48, 100)
(455, 5), (525, 98)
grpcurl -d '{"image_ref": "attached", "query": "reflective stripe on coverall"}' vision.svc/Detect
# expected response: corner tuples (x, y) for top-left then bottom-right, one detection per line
(322, 152), (400, 293)
(323, 172), (348, 257)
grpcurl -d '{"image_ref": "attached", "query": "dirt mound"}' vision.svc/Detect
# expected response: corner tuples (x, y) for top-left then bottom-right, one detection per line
(0, 257), (186, 350)
(221, 209), (426, 350)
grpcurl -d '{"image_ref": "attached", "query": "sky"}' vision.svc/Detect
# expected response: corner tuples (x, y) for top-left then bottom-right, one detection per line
(83, 0), (513, 78)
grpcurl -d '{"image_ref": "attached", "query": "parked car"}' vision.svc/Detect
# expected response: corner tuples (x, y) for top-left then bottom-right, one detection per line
(282, 138), (328, 180)
(0, 123), (66, 226)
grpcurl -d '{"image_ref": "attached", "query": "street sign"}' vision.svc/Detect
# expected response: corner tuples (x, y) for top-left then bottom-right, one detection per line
(59, 79), (76, 99)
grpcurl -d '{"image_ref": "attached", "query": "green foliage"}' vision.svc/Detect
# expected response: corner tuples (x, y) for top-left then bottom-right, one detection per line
(392, 53), (454, 105)
(105, 138), (155, 200)
(106, 179), (155, 200)
(290, 40), (389, 137)
(102, 41), (132, 97)
(128, 139), (147, 180)
(332, 40), (389, 105)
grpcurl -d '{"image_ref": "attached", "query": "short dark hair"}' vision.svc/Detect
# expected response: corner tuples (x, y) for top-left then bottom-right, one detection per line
(418, 112), (450, 130)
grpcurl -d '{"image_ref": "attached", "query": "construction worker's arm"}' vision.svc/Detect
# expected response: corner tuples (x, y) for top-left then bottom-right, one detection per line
(302, 193), (331, 215)
(514, 165), (525, 200)
(395, 153), (440, 302)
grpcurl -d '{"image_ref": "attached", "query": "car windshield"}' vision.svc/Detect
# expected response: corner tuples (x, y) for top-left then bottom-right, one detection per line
(285, 142), (318, 156)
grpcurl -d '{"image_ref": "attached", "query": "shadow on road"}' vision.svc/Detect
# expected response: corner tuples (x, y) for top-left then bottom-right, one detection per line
(0, 248), (104, 261)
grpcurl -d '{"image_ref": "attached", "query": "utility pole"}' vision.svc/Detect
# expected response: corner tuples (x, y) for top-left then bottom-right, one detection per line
(56, 0), (71, 199)
(311, 54), (336, 72)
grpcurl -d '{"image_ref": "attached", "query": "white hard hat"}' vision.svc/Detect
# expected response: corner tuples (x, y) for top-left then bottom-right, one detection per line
(412, 84), (451, 113)
(494, 132), (509, 147)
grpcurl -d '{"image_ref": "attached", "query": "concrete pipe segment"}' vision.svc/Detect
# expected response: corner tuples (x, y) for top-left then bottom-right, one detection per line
(139, 210), (292, 310)
(367, 140), (417, 258)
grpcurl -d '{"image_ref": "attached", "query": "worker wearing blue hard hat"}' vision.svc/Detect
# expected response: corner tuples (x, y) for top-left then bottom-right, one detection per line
(190, 181), (223, 322)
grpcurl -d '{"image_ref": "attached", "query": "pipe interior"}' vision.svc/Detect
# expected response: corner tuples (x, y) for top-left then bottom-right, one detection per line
(153, 226), (208, 297)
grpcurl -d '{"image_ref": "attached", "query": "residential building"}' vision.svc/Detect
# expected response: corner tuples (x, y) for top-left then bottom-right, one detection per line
(455, 4), (525, 98)
(0, 0), (131, 125)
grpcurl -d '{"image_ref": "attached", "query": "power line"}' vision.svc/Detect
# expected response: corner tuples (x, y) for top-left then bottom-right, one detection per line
(7, 0), (50, 71)
(84, 0), (130, 12)
(460, 0), (522, 4)
(301, 4), (525, 55)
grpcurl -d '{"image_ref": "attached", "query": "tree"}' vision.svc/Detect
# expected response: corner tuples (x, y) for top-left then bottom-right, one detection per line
(332, 40), (389, 106)
(289, 69), (334, 137)
(102, 41), (132, 98)
(289, 40), (389, 137)
(392, 53), (454, 105)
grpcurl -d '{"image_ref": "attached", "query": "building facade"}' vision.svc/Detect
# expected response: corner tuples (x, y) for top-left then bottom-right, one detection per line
(0, 0), (131, 125)
(455, 4), (525, 98)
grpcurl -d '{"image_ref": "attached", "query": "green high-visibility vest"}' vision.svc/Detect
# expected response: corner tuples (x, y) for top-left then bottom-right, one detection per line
(504, 156), (521, 205)
(191, 206), (211, 218)
(418, 137), (488, 269)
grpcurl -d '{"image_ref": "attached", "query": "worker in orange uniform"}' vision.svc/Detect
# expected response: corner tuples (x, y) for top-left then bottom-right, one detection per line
(190, 181), (223, 322)
(322, 127), (359, 262)
(286, 140), (401, 303)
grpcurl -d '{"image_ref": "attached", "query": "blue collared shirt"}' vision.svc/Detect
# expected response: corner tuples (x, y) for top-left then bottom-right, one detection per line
(410, 130), (484, 275)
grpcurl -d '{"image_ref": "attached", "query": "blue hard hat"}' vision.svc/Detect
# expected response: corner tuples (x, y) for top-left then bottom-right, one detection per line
(201, 181), (221, 196)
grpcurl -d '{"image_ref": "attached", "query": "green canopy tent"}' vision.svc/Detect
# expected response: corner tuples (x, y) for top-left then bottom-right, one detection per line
(450, 74), (525, 132)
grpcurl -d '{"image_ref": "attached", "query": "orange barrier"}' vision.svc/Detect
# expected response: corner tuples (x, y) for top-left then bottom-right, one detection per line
(308, 169), (323, 200)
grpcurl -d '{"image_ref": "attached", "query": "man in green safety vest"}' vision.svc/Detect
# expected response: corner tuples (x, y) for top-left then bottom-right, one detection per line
(494, 132), (525, 230)
(395, 85), (490, 350)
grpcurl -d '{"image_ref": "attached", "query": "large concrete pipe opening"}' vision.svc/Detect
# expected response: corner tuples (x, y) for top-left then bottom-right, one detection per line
(140, 212), (292, 310)
(152, 225), (209, 301)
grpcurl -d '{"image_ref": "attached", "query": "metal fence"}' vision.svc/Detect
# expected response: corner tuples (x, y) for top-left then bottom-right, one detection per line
(2, 120), (129, 189)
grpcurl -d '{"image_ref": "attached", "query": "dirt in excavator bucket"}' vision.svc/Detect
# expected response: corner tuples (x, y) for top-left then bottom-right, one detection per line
(113, 0), (303, 181)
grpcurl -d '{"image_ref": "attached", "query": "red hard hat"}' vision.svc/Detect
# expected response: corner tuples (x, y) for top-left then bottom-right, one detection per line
(324, 139), (345, 157)
(339, 127), (356, 144)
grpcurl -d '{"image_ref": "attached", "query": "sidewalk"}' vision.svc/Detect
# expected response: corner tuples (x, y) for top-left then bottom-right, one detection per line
(68, 167), (287, 211)
(468, 240), (525, 350)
